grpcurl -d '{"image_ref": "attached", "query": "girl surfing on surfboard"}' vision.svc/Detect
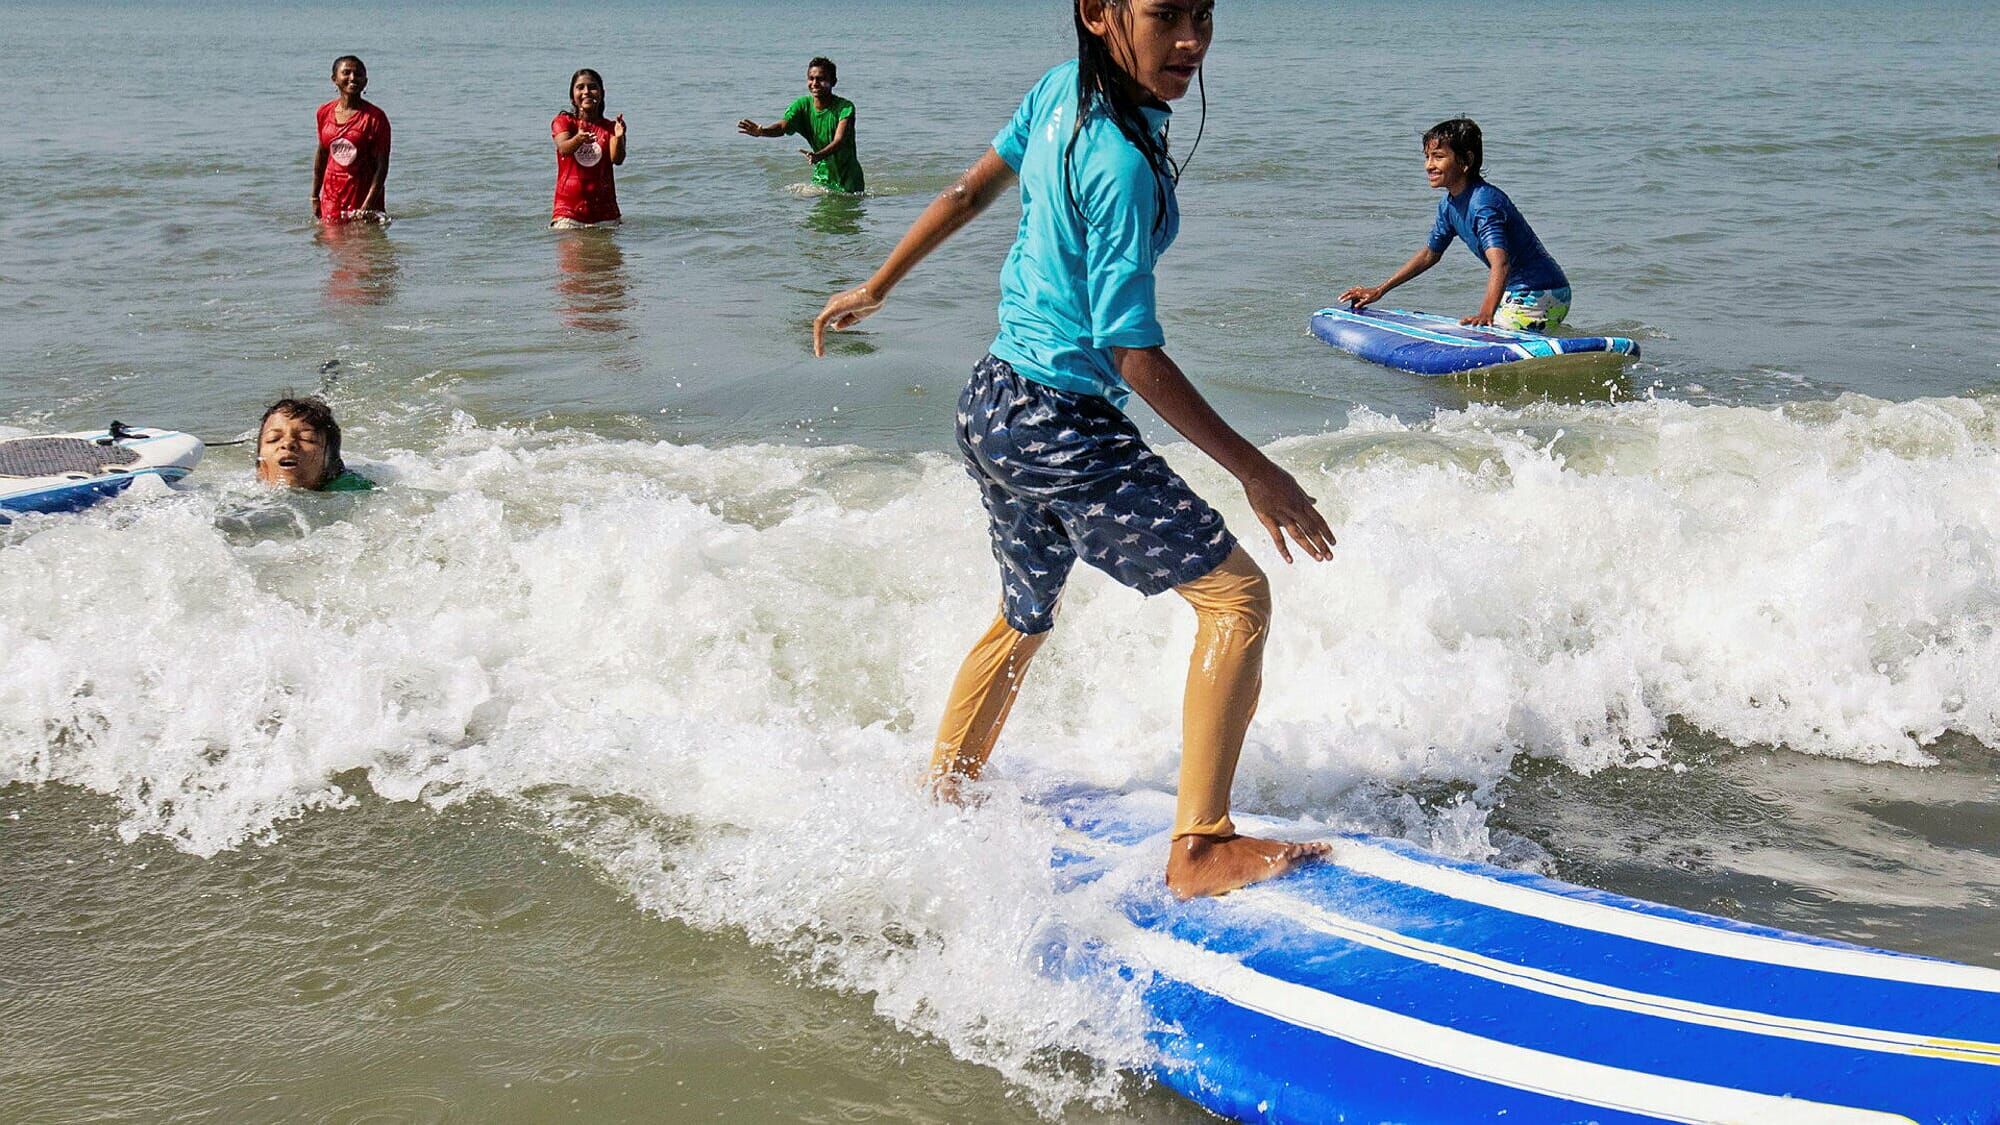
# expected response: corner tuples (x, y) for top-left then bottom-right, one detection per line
(812, 0), (1335, 899)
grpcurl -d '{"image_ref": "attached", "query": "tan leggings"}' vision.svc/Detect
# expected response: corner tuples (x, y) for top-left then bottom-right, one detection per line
(928, 547), (1271, 838)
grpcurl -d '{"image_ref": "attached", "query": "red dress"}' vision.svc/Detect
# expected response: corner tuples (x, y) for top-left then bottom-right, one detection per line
(552, 113), (620, 224)
(316, 100), (391, 222)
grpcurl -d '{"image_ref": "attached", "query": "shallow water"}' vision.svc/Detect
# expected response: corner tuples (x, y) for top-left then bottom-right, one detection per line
(3, 0), (1999, 1120)
(0, 785), (1202, 1124)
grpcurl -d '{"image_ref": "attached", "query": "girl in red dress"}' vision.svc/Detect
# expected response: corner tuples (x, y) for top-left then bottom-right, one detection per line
(312, 55), (391, 224)
(551, 68), (626, 228)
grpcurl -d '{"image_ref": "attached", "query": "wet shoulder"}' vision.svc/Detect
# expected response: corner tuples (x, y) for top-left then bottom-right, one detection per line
(1073, 104), (1168, 204)
(322, 470), (375, 493)
(1468, 180), (1514, 214)
(1019, 60), (1080, 139)
(1026, 59), (1078, 111)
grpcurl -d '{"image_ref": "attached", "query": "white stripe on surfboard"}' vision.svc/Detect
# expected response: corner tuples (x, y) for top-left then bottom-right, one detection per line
(1233, 887), (2000, 1066)
(1516, 333), (1560, 358)
(1332, 839), (2000, 993)
(1316, 308), (1535, 360)
(1317, 306), (1554, 343)
(1053, 818), (2000, 994)
(1056, 825), (2000, 1061)
(1122, 923), (1920, 1125)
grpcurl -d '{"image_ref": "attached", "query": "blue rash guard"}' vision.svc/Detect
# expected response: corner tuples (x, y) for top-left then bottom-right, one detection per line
(1427, 180), (1568, 293)
(988, 60), (1178, 410)
(955, 61), (1235, 633)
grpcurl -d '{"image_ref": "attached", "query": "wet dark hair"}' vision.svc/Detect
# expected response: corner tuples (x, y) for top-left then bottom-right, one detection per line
(807, 56), (837, 82)
(331, 55), (365, 77)
(569, 67), (604, 114)
(1066, 0), (1206, 234)
(259, 397), (344, 487)
(1423, 117), (1483, 178)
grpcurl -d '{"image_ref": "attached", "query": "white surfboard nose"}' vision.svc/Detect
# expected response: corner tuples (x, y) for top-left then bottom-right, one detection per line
(124, 429), (206, 471)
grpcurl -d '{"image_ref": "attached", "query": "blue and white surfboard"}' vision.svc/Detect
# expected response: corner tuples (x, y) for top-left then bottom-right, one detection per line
(0, 427), (204, 520)
(1049, 789), (2000, 1124)
(1310, 306), (1640, 376)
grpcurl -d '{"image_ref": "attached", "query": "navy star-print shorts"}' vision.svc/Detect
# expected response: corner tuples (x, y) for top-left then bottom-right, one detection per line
(956, 354), (1238, 634)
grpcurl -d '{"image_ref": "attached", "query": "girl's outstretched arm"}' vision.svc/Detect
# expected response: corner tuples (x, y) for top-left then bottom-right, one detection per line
(811, 148), (1015, 356)
(1115, 345), (1336, 564)
(609, 115), (626, 165)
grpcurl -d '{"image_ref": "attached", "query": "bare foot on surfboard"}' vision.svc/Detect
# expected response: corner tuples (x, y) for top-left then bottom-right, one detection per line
(1166, 834), (1329, 900)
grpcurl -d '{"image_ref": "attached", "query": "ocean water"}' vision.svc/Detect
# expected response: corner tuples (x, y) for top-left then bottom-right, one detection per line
(3, 0), (1999, 1120)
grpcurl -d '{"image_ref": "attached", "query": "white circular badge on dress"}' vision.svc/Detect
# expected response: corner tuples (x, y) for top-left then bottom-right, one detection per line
(575, 138), (602, 168)
(329, 137), (358, 167)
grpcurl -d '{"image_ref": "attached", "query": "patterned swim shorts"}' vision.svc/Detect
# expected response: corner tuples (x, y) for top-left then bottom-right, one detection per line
(956, 355), (1238, 634)
(1496, 285), (1572, 332)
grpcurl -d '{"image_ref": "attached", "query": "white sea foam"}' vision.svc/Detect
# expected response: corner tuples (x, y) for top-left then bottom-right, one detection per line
(5, 393), (1999, 1107)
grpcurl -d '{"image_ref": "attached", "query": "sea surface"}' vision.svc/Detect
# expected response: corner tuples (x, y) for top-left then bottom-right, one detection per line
(3, 0), (1999, 1120)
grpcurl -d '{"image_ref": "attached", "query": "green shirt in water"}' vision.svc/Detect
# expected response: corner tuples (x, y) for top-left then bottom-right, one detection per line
(783, 95), (865, 194)
(322, 469), (375, 492)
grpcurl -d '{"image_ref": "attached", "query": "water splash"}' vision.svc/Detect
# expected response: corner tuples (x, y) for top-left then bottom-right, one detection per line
(6, 391), (1999, 1107)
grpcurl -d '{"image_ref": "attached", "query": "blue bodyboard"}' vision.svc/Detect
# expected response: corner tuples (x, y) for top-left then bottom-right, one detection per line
(1310, 306), (1639, 375)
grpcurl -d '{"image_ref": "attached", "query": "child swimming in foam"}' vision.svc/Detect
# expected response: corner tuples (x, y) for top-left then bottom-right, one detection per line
(813, 0), (1334, 899)
(255, 398), (373, 492)
(551, 68), (626, 228)
(736, 57), (865, 194)
(1340, 117), (1571, 331)
(312, 56), (392, 225)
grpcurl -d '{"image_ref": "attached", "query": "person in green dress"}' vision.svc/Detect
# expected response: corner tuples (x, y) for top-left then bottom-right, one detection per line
(254, 397), (374, 492)
(736, 56), (865, 194)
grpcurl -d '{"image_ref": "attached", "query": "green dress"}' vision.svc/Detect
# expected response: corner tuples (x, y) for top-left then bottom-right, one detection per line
(321, 469), (375, 492)
(783, 95), (865, 194)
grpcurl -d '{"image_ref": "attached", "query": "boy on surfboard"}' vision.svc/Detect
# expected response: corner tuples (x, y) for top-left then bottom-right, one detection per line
(1340, 118), (1571, 331)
